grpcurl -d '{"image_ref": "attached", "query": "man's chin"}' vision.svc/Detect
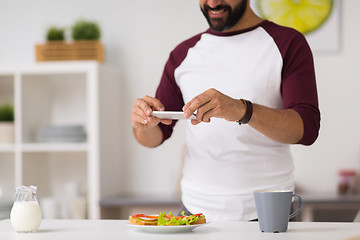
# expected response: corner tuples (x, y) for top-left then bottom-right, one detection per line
(209, 19), (228, 32)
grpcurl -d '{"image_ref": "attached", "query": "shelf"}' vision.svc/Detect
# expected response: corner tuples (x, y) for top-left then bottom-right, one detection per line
(22, 152), (87, 201)
(0, 144), (15, 152)
(300, 194), (360, 222)
(1, 143), (88, 152)
(0, 61), (123, 219)
(21, 143), (88, 152)
(0, 61), (99, 75)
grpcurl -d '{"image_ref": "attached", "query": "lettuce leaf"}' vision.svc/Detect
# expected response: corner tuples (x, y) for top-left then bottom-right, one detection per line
(157, 211), (202, 226)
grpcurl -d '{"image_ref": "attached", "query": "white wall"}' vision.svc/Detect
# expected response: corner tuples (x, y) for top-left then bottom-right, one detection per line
(292, 0), (360, 194)
(1, 0), (359, 196)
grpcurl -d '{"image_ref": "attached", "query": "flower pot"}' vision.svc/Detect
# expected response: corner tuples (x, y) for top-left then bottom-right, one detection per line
(35, 41), (104, 62)
(0, 122), (14, 144)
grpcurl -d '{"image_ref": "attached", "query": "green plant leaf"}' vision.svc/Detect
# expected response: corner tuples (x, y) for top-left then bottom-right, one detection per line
(0, 104), (14, 122)
(71, 20), (101, 40)
(46, 26), (65, 41)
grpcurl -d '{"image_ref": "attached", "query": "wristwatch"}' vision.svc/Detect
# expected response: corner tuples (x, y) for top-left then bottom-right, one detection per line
(236, 99), (253, 125)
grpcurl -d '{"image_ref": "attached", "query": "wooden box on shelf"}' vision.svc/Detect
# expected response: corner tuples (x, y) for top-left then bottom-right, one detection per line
(35, 41), (104, 62)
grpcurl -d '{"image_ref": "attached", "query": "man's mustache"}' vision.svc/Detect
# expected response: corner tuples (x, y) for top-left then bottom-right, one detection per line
(204, 4), (231, 12)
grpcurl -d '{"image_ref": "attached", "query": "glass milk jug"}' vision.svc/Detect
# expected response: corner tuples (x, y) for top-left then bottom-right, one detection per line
(10, 186), (42, 232)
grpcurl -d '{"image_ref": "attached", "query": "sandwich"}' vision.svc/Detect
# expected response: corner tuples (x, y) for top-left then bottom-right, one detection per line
(128, 211), (206, 226)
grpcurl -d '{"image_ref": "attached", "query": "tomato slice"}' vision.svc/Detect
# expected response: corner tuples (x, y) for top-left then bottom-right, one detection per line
(131, 214), (159, 219)
(131, 214), (146, 218)
(193, 213), (203, 217)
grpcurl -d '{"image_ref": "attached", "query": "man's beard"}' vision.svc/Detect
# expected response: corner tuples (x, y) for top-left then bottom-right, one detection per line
(201, 0), (248, 32)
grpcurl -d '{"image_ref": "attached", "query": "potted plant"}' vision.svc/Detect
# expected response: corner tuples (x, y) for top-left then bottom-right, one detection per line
(35, 20), (104, 62)
(46, 26), (65, 41)
(71, 20), (101, 40)
(0, 103), (14, 144)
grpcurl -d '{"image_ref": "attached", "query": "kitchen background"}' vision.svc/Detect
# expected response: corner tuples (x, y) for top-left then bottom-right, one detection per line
(0, 0), (360, 219)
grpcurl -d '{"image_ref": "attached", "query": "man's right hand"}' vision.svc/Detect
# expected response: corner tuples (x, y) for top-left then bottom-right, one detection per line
(131, 95), (172, 131)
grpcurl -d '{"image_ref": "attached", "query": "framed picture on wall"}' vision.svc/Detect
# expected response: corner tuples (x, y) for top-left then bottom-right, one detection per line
(252, 0), (341, 53)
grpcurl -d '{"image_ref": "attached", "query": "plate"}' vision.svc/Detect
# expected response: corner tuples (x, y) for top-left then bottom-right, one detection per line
(152, 111), (197, 120)
(128, 223), (206, 233)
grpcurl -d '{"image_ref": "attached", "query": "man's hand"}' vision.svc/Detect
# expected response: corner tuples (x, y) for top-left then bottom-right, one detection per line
(182, 88), (304, 144)
(131, 95), (172, 130)
(131, 95), (171, 147)
(182, 88), (246, 125)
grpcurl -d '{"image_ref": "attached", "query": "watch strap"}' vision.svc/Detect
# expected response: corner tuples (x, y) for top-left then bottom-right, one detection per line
(236, 99), (253, 125)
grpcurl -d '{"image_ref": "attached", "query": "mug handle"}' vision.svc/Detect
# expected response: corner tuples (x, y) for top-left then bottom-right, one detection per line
(289, 194), (303, 219)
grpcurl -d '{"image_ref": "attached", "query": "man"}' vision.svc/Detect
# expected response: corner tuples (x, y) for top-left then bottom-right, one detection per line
(131, 0), (320, 221)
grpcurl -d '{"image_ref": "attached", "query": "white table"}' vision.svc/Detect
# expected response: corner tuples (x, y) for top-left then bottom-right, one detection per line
(1, 219), (360, 240)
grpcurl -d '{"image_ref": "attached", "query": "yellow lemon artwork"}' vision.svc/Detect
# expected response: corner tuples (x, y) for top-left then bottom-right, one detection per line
(257, 0), (334, 34)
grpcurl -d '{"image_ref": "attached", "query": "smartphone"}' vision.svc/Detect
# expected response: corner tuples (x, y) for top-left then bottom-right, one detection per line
(152, 111), (197, 120)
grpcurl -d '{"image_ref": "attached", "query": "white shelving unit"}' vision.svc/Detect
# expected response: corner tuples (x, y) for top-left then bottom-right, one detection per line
(0, 61), (124, 219)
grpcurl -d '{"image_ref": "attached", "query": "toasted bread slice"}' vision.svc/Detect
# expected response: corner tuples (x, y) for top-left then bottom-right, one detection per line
(190, 216), (206, 225)
(128, 216), (158, 225)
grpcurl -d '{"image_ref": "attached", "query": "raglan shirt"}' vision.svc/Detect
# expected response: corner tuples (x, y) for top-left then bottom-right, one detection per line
(155, 20), (320, 221)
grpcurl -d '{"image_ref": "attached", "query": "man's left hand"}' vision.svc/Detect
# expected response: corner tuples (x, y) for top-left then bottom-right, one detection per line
(182, 88), (245, 125)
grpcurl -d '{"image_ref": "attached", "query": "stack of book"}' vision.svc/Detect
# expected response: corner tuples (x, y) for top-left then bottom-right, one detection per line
(37, 125), (87, 143)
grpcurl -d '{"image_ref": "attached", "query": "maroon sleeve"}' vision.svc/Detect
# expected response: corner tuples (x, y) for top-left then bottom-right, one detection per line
(155, 33), (203, 142)
(262, 21), (320, 145)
